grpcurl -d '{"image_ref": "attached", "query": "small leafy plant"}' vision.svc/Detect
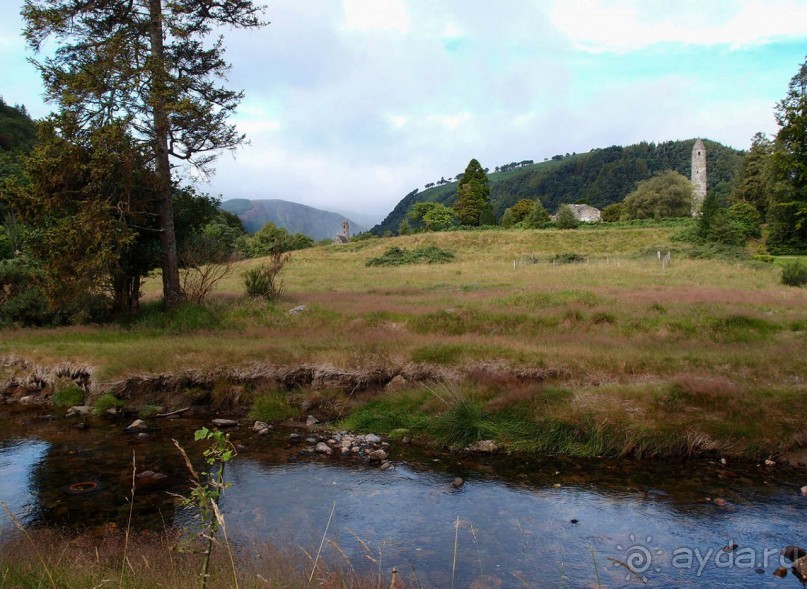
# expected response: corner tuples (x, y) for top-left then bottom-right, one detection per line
(174, 427), (238, 589)
(244, 251), (290, 300)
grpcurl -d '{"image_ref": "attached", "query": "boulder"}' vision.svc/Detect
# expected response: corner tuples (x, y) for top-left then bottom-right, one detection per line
(793, 555), (807, 582)
(365, 433), (381, 444)
(368, 449), (388, 463)
(211, 418), (239, 428)
(125, 419), (148, 432)
(801, 485), (807, 496)
(253, 421), (271, 435)
(134, 470), (168, 491)
(451, 477), (464, 489)
(66, 405), (92, 417)
(468, 440), (498, 453)
(315, 442), (332, 455)
(287, 305), (307, 315)
(306, 415), (319, 426)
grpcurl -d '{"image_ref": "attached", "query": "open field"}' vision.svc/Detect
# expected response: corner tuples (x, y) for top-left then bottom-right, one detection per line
(2, 225), (806, 457)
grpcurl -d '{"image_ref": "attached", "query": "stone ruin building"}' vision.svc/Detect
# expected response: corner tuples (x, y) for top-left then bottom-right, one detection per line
(691, 138), (707, 216)
(333, 219), (350, 244)
(551, 203), (602, 223)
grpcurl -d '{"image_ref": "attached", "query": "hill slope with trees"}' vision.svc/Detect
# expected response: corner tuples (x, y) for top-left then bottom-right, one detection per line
(372, 139), (743, 235)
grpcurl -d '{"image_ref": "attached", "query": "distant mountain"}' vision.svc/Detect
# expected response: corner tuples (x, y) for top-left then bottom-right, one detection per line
(220, 198), (367, 240)
(372, 138), (744, 235)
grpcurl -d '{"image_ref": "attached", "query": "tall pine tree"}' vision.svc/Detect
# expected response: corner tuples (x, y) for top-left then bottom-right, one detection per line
(453, 158), (492, 226)
(22, 0), (266, 307)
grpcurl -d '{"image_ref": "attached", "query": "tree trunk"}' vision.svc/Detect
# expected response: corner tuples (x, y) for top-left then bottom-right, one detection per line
(148, 0), (181, 308)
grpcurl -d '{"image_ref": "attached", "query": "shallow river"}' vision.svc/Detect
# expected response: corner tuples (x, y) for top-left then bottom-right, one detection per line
(0, 407), (805, 588)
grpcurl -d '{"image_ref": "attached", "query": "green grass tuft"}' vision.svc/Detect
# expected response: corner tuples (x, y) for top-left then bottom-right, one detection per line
(51, 385), (85, 408)
(249, 391), (300, 422)
(93, 392), (124, 415)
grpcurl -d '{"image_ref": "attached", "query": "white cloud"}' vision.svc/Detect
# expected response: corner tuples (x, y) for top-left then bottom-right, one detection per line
(425, 112), (472, 130)
(551, 0), (807, 52)
(341, 0), (410, 34)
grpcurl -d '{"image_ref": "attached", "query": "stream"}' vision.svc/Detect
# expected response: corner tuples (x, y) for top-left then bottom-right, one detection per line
(0, 407), (805, 588)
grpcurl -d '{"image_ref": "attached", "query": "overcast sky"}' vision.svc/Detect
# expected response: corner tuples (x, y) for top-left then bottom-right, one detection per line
(1, 1), (806, 224)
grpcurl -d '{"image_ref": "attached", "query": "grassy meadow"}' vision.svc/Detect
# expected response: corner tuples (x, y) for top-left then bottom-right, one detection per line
(2, 223), (806, 458)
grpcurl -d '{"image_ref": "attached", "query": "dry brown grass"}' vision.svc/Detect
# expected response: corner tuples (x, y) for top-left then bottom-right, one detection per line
(0, 528), (410, 589)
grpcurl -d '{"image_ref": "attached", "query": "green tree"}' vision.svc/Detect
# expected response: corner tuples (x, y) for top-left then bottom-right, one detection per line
(555, 205), (579, 229)
(524, 200), (551, 229)
(501, 199), (535, 227)
(731, 132), (774, 216)
(453, 158), (491, 226)
(767, 56), (807, 254)
(620, 170), (693, 220)
(398, 218), (413, 235)
(23, 0), (266, 308)
(408, 202), (456, 232)
(245, 222), (312, 257)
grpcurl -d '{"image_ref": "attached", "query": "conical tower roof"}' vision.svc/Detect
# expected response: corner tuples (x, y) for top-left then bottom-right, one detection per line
(693, 138), (705, 151)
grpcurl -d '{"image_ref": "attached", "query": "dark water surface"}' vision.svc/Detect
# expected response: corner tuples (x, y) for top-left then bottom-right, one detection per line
(0, 407), (805, 588)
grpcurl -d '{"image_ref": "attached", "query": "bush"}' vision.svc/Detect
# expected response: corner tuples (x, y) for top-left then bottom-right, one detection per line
(366, 245), (455, 266)
(550, 252), (586, 264)
(244, 251), (290, 300)
(0, 259), (54, 327)
(601, 203), (623, 222)
(781, 260), (807, 287)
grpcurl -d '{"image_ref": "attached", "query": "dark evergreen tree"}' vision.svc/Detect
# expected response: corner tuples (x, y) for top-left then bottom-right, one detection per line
(453, 158), (491, 226)
(767, 57), (807, 254)
(731, 132), (774, 216)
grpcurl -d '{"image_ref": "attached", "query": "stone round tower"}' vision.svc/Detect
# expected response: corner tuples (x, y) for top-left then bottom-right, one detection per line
(691, 138), (707, 216)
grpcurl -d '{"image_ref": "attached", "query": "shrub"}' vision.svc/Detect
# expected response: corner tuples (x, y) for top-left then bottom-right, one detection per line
(550, 252), (585, 264)
(244, 251), (290, 300)
(555, 205), (579, 229)
(601, 203), (623, 222)
(781, 260), (807, 287)
(366, 245), (455, 266)
(0, 259), (53, 327)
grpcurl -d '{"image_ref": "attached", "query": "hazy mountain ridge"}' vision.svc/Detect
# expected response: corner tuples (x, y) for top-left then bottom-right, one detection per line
(372, 138), (744, 235)
(220, 198), (367, 240)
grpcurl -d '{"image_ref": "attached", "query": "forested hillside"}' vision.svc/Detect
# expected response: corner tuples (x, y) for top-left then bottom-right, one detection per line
(372, 139), (743, 235)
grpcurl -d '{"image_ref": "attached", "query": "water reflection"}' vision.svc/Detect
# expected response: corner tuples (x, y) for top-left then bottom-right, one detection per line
(0, 438), (49, 530)
(0, 409), (804, 588)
